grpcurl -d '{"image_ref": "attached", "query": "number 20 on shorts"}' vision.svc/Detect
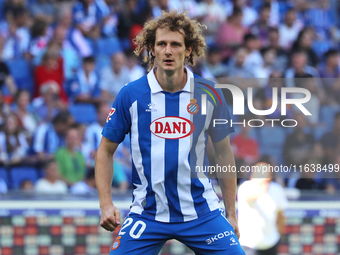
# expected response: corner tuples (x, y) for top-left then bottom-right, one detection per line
(118, 217), (146, 239)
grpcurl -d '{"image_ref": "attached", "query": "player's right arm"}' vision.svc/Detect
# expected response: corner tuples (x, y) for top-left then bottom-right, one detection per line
(95, 136), (121, 232)
(96, 84), (132, 231)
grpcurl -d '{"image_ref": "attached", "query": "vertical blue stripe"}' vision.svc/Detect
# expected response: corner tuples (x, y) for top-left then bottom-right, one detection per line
(190, 84), (212, 216)
(131, 163), (141, 186)
(138, 92), (156, 218)
(190, 128), (209, 216)
(164, 92), (183, 222)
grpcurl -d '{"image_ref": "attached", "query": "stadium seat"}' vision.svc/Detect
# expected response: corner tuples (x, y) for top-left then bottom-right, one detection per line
(287, 177), (299, 188)
(119, 38), (131, 51)
(312, 41), (334, 59)
(258, 126), (287, 165)
(314, 125), (330, 140)
(10, 167), (39, 189)
(1, 84), (11, 97)
(248, 128), (261, 144)
(0, 167), (8, 187)
(0, 2), (3, 21)
(97, 38), (121, 56)
(36, 167), (45, 179)
(96, 55), (111, 72)
(6, 59), (34, 95)
(320, 105), (340, 130)
(69, 103), (97, 124)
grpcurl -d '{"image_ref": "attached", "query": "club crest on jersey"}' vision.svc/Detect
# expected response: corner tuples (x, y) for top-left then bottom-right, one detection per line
(187, 99), (199, 114)
(112, 236), (121, 250)
(150, 116), (195, 139)
(106, 108), (116, 122)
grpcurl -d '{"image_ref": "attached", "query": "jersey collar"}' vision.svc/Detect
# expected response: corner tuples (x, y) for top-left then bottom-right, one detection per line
(147, 66), (194, 94)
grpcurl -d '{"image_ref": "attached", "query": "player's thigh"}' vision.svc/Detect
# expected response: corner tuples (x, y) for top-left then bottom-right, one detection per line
(109, 213), (167, 255)
(179, 211), (245, 255)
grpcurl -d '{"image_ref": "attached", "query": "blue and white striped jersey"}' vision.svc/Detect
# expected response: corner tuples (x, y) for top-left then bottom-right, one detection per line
(102, 67), (234, 223)
(72, 0), (109, 31)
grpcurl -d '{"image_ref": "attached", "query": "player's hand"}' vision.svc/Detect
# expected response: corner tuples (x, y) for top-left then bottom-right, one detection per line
(100, 204), (121, 232)
(227, 215), (240, 239)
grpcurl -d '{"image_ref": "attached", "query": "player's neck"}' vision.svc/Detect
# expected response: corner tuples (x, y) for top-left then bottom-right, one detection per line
(154, 67), (187, 93)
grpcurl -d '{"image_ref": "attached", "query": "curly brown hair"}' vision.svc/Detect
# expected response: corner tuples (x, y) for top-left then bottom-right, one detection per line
(134, 11), (207, 71)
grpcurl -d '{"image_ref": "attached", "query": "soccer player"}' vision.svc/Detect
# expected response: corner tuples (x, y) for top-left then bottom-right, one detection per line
(95, 11), (245, 255)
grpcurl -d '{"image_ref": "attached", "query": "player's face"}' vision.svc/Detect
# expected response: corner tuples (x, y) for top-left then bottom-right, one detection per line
(152, 28), (191, 74)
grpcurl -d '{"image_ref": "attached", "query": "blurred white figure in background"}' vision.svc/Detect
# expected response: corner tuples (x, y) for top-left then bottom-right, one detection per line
(238, 163), (288, 255)
(35, 159), (68, 194)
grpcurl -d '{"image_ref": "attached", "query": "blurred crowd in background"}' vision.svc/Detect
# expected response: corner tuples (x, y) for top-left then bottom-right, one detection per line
(0, 0), (339, 195)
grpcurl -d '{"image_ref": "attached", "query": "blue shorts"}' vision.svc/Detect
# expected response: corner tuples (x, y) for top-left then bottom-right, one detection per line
(109, 209), (245, 255)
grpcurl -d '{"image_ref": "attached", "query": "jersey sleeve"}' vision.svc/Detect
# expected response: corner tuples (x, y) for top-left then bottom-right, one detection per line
(72, 3), (85, 25)
(33, 124), (48, 153)
(96, 0), (110, 19)
(208, 87), (234, 142)
(102, 86), (131, 144)
(66, 78), (80, 100)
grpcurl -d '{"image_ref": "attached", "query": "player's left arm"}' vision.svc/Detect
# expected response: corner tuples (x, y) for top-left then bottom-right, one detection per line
(213, 135), (240, 239)
(276, 210), (285, 236)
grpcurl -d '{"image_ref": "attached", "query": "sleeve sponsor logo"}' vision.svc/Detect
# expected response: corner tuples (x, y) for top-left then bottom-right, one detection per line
(106, 108), (116, 122)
